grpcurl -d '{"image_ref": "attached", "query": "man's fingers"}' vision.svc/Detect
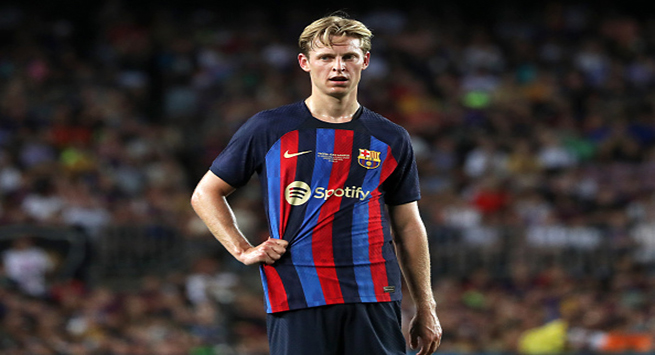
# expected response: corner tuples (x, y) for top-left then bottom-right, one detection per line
(268, 237), (288, 245)
(415, 338), (427, 355)
(265, 239), (287, 254)
(417, 333), (441, 355)
(416, 339), (436, 355)
(424, 340), (437, 355)
(265, 248), (283, 261)
(266, 238), (288, 249)
(271, 244), (287, 254)
(259, 238), (288, 264)
(412, 330), (442, 355)
(409, 334), (418, 350)
(424, 334), (441, 354)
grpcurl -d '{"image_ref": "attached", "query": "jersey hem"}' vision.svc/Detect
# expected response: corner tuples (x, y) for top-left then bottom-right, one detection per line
(267, 295), (403, 314)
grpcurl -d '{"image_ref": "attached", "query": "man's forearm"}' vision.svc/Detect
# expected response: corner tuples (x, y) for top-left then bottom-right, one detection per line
(395, 224), (436, 309)
(191, 171), (288, 266)
(390, 202), (442, 354)
(389, 202), (436, 309)
(191, 189), (252, 259)
(190, 172), (254, 261)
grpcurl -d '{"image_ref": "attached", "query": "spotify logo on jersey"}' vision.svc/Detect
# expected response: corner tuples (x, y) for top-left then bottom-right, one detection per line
(285, 181), (311, 206)
(285, 181), (373, 206)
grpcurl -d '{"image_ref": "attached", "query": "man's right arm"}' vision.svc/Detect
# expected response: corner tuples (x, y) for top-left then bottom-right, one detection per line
(190, 171), (287, 265)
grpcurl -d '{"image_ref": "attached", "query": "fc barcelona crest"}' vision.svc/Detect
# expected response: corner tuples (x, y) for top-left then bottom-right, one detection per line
(358, 149), (381, 169)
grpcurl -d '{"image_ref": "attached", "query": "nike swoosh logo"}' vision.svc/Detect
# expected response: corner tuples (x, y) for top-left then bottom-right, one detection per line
(284, 150), (312, 158)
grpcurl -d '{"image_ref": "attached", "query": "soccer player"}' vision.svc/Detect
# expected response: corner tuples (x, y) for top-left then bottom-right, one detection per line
(191, 13), (442, 355)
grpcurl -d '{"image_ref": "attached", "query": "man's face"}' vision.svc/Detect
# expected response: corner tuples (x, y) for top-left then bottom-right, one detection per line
(298, 36), (370, 99)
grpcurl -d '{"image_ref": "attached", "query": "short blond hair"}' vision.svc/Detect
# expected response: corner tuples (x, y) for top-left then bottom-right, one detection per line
(298, 15), (373, 56)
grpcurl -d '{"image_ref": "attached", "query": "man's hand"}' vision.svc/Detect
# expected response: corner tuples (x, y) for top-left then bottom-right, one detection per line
(409, 308), (442, 355)
(238, 237), (289, 265)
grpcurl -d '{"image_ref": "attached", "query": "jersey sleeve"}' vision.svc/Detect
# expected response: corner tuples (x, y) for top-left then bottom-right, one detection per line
(383, 129), (421, 205)
(210, 114), (265, 188)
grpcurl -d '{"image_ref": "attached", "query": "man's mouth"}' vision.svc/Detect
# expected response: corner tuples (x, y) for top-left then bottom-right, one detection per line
(329, 77), (348, 82)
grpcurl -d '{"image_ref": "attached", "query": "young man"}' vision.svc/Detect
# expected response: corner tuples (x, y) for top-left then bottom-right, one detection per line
(191, 14), (442, 355)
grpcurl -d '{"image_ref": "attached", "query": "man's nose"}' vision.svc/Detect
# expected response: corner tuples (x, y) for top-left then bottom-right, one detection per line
(332, 58), (345, 71)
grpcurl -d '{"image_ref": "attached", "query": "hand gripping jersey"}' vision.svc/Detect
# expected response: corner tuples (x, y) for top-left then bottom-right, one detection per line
(211, 102), (420, 313)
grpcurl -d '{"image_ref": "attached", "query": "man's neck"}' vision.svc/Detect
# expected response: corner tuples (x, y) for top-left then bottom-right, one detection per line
(305, 94), (360, 123)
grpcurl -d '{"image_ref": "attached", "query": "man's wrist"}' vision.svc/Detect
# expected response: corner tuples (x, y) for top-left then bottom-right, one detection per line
(232, 242), (253, 261)
(415, 298), (437, 311)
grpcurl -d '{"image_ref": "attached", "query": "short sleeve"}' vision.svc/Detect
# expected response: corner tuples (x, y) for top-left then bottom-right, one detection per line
(210, 116), (264, 188)
(382, 129), (421, 205)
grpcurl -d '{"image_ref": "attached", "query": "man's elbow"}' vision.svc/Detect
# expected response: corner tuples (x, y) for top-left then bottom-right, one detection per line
(190, 186), (206, 212)
(190, 173), (235, 212)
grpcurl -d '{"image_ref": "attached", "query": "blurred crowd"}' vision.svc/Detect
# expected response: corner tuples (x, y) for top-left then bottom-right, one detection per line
(2, 1), (655, 354)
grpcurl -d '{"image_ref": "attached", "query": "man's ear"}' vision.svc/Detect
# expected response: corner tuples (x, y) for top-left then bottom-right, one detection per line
(362, 52), (370, 70)
(298, 53), (310, 72)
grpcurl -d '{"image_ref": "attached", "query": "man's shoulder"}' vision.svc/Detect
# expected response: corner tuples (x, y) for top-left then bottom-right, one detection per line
(253, 102), (307, 122)
(238, 102), (307, 134)
(359, 107), (411, 141)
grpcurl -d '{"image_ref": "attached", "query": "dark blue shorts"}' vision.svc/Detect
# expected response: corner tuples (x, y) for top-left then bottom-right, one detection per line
(266, 301), (406, 355)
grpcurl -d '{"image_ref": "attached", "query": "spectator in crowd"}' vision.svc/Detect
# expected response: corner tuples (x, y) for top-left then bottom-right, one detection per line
(2, 236), (54, 298)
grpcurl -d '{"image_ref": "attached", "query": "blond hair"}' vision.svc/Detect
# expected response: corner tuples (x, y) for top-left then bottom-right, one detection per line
(298, 15), (373, 56)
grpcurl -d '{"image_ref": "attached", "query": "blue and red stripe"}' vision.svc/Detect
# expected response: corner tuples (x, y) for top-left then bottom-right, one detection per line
(263, 131), (304, 313)
(372, 145), (399, 302)
(279, 131), (299, 238)
(291, 128), (343, 307)
(261, 264), (288, 312)
(288, 130), (326, 308)
(262, 138), (290, 312)
(311, 129), (354, 304)
(350, 136), (391, 301)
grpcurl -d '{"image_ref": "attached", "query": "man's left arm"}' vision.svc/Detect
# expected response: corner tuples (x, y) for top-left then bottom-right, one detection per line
(389, 201), (442, 355)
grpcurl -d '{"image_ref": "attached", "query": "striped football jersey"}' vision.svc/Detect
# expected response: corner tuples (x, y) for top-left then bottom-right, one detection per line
(210, 101), (420, 313)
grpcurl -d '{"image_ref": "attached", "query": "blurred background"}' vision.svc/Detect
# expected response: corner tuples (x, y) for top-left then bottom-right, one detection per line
(1, 0), (655, 354)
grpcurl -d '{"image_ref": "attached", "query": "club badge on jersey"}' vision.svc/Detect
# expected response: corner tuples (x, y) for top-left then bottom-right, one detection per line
(358, 148), (381, 169)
